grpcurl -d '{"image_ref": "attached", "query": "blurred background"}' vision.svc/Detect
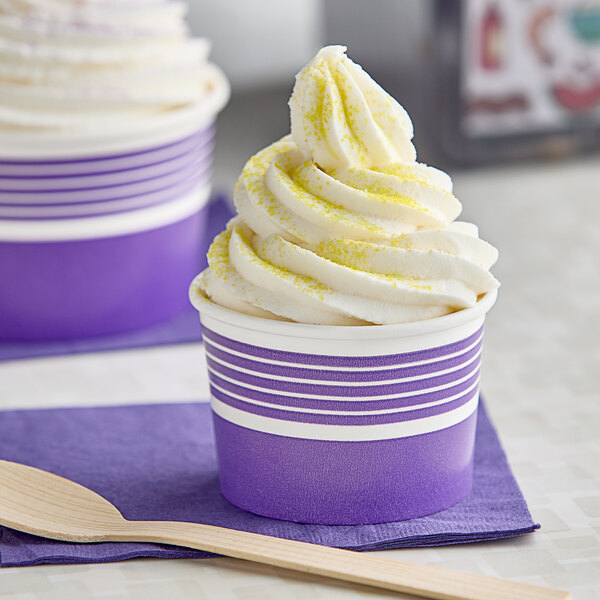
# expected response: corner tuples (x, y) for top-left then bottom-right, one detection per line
(2, 0), (598, 344)
(188, 0), (600, 193)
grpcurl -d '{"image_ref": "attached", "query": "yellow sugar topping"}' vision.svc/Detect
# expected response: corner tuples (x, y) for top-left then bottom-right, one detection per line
(332, 64), (368, 163)
(387, 234), (414, 249)
(328, 166), (437, 212)
(235, 227), (331, 301)
(274, 160), (387, 235)
(301, 70), (329, 147)
(313, 239), (433, 291)
(372, 163), (428, 183)
(207, 229), (233, 282)
(241, 145), (309, 241)
(372, 164), (454, 198)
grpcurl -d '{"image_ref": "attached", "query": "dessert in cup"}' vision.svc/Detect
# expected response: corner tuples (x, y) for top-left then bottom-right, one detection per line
(190, 46), (499, 525)
(0, 1), (229, 340)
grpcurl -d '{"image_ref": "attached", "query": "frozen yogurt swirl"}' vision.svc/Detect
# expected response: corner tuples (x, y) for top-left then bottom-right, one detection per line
(0, 0), (227, 131)
(290, 45), (416, 170)
(192, 46), (499, 325)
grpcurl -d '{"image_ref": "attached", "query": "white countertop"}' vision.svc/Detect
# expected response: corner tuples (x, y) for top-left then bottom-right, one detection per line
(1, 137), (599, 599)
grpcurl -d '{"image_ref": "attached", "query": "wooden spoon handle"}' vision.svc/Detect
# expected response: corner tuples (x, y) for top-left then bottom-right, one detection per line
(122, 520), (571, 600)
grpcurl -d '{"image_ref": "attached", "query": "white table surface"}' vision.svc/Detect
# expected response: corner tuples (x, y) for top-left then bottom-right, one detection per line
(1, 148), (599, 599)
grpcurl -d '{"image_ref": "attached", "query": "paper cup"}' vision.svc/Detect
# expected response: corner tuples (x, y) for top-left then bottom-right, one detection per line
(0, 161), (211, 219)
(0, 127), (214, 177)
(0, 186), (210, 341)
(0, 128), (214, 192)
(0, 71), (229, 341)
(0, 127), (215, 220)
(190, 287), (498, 525)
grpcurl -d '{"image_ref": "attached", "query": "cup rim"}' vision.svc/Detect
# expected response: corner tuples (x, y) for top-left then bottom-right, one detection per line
(190, 281), (498, 340)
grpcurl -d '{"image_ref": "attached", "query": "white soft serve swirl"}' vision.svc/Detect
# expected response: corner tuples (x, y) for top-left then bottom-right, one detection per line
(290, 45), (416, 170)
(0, 0), (225, 131)
(192, 46), (499, 325)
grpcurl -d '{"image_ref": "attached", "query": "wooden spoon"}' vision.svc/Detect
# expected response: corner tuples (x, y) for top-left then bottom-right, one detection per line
(0, 459), (570, 600)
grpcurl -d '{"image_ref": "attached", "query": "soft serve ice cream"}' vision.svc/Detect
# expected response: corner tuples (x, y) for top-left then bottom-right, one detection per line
(0, 0), (226, 132)
(192, 46), (499, 325)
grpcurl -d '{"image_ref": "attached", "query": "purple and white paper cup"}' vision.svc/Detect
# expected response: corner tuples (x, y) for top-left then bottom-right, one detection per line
(0, 72), (229, 341)
(190, 288), (498, 525)
(0, 131), (214, 341)
(0, 187), (211, 341)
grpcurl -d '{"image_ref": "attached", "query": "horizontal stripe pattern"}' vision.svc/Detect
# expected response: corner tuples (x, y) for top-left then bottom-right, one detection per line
(0, 126), (215, 220)
(0, 149), (212, 203)
(0, 126), (216, 169)
(204, 335), (483, 381)
(204, 324), (484, 440)
(211, 394), (480, 442)
(0, 185), (210, 241)
(206, 355), (481, 396)
(0, 169), (212, 220)
(210, 385), (478, 425)
(0, 161), (210, 208)
(202, 324), (484, 368)
(0, 133), (215, 189)
(208, 369), (480, 411)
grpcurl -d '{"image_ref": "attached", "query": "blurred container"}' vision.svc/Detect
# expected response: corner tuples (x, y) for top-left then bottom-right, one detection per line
(190, 284), (498, 525)
(0, 73), (229, 341)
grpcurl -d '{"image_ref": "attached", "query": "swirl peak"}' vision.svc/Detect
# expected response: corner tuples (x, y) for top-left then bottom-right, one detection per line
(289, 45), (416, 170)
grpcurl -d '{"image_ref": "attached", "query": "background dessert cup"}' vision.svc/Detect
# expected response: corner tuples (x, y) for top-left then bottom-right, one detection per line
(1, 190), (208, 341)
(191, 284), (497, 525)
(0, 0), (230, 341)
(0, 86), (228, 341)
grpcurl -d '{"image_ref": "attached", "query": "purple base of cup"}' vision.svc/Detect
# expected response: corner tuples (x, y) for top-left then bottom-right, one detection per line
(212, 410), (477, 525)
(0, 207), (207, 341)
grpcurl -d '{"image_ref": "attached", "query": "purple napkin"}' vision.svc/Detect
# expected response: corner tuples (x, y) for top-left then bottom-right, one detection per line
(0, 196), (234, 363)
(0, 399), (538, 567)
